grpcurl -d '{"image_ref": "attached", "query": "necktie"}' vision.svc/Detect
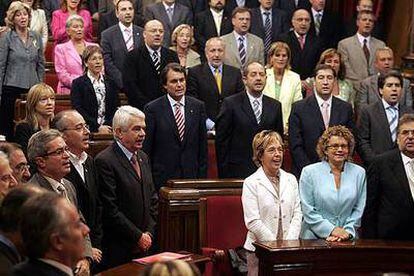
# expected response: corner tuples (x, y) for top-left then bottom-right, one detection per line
(238, 36), (246, 68)
(253, 99), (261, 124)
(322, 101), (330, 129)
(388, 105), (398, 142)
(298, 35), (305, 50)
(130, 154), (142, 178)
(124, 28), (134, 52)
(174, 103), (185, 141)
(315, 12), (321, 36)
(264, 11), (272, 55)
(152, 51), (161, 74)
(167, 7), (173, 22)
(363, 38), (370, 66)
(56, 184), (69, 202)
(214, 68), (222, 94)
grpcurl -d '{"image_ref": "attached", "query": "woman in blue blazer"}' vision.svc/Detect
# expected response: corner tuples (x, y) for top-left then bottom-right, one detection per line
(71, 45), (119, 133)
(299, 125), (366, 241)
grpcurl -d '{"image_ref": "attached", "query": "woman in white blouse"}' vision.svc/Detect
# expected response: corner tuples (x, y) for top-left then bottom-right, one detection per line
(242, 130), (302, 276)
(21, 0), (48, 51)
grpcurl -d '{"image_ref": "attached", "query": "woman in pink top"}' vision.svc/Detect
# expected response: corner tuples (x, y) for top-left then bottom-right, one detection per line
(51, 0), (92, 45)
(54, 15), (97, 94)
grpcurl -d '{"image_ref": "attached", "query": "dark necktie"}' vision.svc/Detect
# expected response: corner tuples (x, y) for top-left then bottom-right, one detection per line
(363, 38), (370, 66)
(238, 36), (246, 68)
(152, 51), (161, 74)
(264, 11), (272, 55)
(131, 154), (142, 178)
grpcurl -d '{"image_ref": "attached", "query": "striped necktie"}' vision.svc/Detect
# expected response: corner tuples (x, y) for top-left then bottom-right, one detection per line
(174, 102), (185, 141)
(264, 11), (272, 55)
(124, 28), (134, 51)
(253, 99), (261, 124)
(152, 51), (161, 74)
(314, 12), (322, 35)
(238, 36), (246, 68)
(388, 105), (398, 142)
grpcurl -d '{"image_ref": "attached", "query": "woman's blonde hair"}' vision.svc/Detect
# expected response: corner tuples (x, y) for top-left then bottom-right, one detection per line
(252, 130), (284, 167)
(24, 83), (55, 130)
(141, 260), (201, 276)
(5, 1), (31, 29)
(171, 24), (195, 47)
(266, 41), (291, 70)
(316, 125), (355, 161)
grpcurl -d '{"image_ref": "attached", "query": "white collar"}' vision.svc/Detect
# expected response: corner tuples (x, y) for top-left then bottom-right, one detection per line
(43, 175), (65, 193)
(401, 152), (413, 166)
(311, 7), (323, 17)
(381, 98), (399, 110)
(146, 44), (161, 57)
(246, 90), (263, 104)
(233, 31), (246, 42)
(356, 32), (371, 45)
(210, 8), (223, 16)
(38, 259), (73, 276)
(314, 92), (332, 107)
(167, 94), (185, 107)
(163, 2), (174, 10)
(68, 151), (88, 165)
(260, 6), (271, 14)
(87, 70), (104, 85)
(118, 22), (133, 32)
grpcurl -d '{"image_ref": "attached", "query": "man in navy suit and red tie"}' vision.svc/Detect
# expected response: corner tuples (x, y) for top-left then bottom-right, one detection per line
(143, 63), (208, 190)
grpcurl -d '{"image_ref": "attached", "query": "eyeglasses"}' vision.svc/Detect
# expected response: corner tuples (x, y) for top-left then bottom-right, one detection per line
(63, 123), (89, 132)
(15, 163), (30, 172)
(44, 146), (70, 157)
(399, 129), (414, 136)
(38, 96), (55, 105)
(327, 144), (349, 150)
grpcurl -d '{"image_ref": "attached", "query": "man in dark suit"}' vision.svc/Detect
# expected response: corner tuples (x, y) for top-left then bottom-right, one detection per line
(143, 63), (208, 190)
(101, 0), (144, 90)
(26, 129), (94, 275)
(215, 62), (283, 178)
(224, 0), (258, 16)
(250, 0), (289, 56)
(354, 47), (413, 116)
(144, 0), (193, 47)
(194, 0), (233, 53)
(288, 64), (354, 177)
(13, 192), (90, 276)
(357, 70), (413, 166)
(187, 37), (244, 128)
(123, 19), (179, 109)
(277, 9), (324, 80)
(0, 152), (17, 201)
(275, 0), (310, 20)
(52, 110), (103, 261)
(307, 0), (343, 49)
(95, 105), (158, 269)
(99, 0), (144, 36)
(362, 113), (414, 240)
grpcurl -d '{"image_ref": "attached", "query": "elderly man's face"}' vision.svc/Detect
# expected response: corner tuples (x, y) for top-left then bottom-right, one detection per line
(62, 112), (90, 156)
(37, 137), (71, 180)
(144, 20), (164, 49)
(0, 159), (17, 199)
(243, 62), (267, 96)
(205, 39), (225, 68)
(314, 68), (335, 100)
(117, 116), (146, 153)
(9, 149), (30, 184)
(292, 9), (311, 35)
(375, 50), (394, 73)
(398, 121), (414, 158)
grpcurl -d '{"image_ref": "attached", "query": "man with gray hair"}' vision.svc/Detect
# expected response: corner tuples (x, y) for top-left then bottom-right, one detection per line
(95, 105), (158, 269)
(26, 129), (94, 275)
(0, 143), (31, 184)
(13, 192), (90, 275)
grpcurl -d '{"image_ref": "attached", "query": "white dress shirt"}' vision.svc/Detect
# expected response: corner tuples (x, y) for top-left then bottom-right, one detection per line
(119, 22), (133, 43)
(401, 153), (414, 201)
(246, 91), (263, 115)
(68, 151), (88, 182)
(314, 92), (333, 119)
(167, 94), (186, 121)
(356, 32), (371, 48)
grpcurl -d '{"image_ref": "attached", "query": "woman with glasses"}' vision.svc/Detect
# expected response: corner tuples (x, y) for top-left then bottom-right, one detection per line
(299, 125), (366, 241)
(14, 83), (55, 153)
(71, 45), (119, 133)
(242, 130), (302, 276)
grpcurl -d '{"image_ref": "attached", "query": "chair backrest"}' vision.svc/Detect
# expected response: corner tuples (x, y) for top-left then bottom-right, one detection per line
(200, 195), (247, 250)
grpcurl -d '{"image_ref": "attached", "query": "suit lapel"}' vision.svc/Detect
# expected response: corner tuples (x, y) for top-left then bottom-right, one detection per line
(183, 97), (195, 145)
(161, 96), (181, 142)
(142, 46), (158, 73)
(67, 41), (82, 66)
(309, 95), (325, 130)
(374, 101), (393, 145)
(33, 173), (54, 191)
(113, 143), (140, 181)
(84, 76), (98, 107)
(132, 25), (142, 48)
(241, 92), (258, 126)
(390, 151), (414, 209)
(229, 35), (241, 64)
(352, 35), (367, 66)
(206, 10), (218, 36)
(246, 34), (255, 62)
(203, 64), (220, 96)
(116, 24), (129, 53)
(260, 96), (272, 126)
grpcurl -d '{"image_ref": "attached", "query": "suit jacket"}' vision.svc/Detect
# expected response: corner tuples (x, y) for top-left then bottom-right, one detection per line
(250, 7), (289, 46)
(187, 63), (244, 121)
(122, 45), (179, 109)
(354, 74), (413, 115)
(28, 173), (93, 259)
(215, 92), (283, 178)
(242, 167), (302, 251)
(224, 0), (259, 15)
(143, 95), (208, 190)
(221, 32), (265, 69)
(337, 34), (386, 83)
(300, 161), (366, 239)
(94, 144), (158, 268)
(288, 95), (354, 177)
(101, 24), (143, 89)
(65, 155), (103, 249)
(275, 0), (310, 20)
(51, 9), (93, 45)
(144, 2), (193, 47)
(277, 31), (324, 80)
(13, 259), (69, 276)
(356, 100), (413, 166)
(71, 74), (119, 132)
(54, 40), (98, 95)
(194, 9), (233, 52)
(362, 149), (414, 240)
(98, 2), (144, 36)
(0, 234), (21, 276)
(308, 8), (343, 49)
(263, 68), (302, 132)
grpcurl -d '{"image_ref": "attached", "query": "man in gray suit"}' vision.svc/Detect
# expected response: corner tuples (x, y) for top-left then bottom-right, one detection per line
(144, 0), (193, 47)
(354, 47), (413, 115)
(357, 70), (413, 166)
(101, 0), (144, 90)
(27, 129), (96, 275)
(221, 7), (265, 70)
(338, 10), (385, 85)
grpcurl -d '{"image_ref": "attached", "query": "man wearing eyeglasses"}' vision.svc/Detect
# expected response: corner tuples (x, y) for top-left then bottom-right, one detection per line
(0, 142), (31, 184)
(26, 129), (94, 276)
(51, 110), (103, 271)
(362, 113), (414, 241)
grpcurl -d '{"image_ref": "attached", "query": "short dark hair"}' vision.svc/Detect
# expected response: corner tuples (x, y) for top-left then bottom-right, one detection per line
(0, 186), (45, 232)
(398, 114), (414, 133)
(116, 0), (134, 10)
(231, 6), (251, 18)
(314, 63), (337, 78)
(19, 192), (69, 259)
(160, 62), (186, 86)
(378, 69), (403, 90)
(357, 10), (375, 20)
